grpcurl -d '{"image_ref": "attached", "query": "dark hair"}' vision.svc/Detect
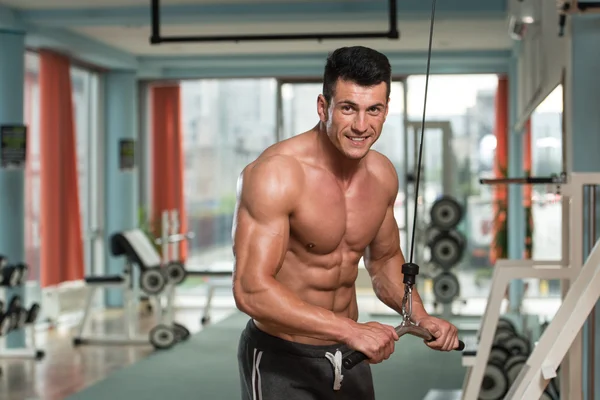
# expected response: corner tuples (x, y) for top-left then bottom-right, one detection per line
(322, 46), (391, 103)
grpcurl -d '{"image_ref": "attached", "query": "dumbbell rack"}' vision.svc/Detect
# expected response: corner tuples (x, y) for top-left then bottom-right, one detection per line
(425, 196), (469, 321)
(0, 287), (44, 362)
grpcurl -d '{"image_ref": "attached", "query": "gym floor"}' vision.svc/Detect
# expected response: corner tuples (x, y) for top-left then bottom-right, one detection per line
(1, 306), (225, 400)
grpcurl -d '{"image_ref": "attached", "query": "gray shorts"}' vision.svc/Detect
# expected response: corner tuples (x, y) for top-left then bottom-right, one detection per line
(237, 319), (376, 400)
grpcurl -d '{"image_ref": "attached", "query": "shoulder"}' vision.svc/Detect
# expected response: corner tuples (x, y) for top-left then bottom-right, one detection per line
(366, 150), (399, 199)
(238, 153), (305, 214)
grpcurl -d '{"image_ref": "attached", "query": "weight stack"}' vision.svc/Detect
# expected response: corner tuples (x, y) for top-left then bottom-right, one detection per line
(426, 196), (466, 305)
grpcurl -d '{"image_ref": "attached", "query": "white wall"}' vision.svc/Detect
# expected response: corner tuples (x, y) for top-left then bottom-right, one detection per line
(510, 0), (566, 130)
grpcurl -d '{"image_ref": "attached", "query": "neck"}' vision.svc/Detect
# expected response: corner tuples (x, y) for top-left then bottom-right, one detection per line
(314, 123), (362, 183)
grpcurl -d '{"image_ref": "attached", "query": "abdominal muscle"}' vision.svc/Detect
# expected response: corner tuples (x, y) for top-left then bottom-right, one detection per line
(254, 247), (361, 346)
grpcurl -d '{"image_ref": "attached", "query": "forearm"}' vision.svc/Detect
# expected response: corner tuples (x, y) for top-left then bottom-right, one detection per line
(234, 277), (356, 343)
(370, 254), (429, 323)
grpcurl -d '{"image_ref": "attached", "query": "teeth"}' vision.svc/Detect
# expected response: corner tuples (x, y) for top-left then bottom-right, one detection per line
(350, 137), (365, 141)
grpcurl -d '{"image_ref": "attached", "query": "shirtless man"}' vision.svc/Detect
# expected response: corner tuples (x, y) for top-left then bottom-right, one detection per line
(232, 46), (460, 400)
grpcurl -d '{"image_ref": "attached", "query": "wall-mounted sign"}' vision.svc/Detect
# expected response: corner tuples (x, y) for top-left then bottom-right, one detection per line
(119, 138), (136, 170)
(1, 125), (27, 169)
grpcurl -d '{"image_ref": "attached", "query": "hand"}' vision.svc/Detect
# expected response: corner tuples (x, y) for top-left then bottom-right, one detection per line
(345, 321), (399, 364)
(417, 316), (459, 351)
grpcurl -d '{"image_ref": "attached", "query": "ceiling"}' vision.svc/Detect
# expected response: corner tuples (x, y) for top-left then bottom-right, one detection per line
(0, 0), (328, 8)
(0, 0), (513, 76)
(69, 18), (511, 56)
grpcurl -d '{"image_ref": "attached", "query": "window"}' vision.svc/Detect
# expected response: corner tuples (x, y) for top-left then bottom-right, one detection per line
(280, 82), (322, 140)
(23, 52), (101, 281)
(24, 52), (41, 281)
(406, 74), (499, 297)
(181, 79), (278, 266)
(71, 66), (102, 276)
(529, 84), (563, 298)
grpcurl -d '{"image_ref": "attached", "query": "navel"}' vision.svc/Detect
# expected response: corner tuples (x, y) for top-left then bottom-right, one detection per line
(306, 243), (315, 250)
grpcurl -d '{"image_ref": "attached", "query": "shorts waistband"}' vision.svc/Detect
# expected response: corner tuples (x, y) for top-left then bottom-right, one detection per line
(243, 319), (348, 358)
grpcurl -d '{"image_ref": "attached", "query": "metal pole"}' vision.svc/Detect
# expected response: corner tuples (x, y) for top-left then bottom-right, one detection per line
(588, 185), (596, 399)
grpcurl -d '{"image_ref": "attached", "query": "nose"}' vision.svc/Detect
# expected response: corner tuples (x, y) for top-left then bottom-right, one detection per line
(352, 113), (368, 134)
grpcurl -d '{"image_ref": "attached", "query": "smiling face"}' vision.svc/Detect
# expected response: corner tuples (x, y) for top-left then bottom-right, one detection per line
(317, 78), (389, 160)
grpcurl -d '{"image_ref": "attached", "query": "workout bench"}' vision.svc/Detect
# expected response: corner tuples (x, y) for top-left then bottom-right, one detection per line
(73, 229), (189, 350)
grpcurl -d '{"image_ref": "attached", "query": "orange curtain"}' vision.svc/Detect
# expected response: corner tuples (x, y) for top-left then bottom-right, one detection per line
(523, 119), (533, 259)
(39, 50), (84, 288)
(151, 85), (187, 262)
(490, 75), (509, 265)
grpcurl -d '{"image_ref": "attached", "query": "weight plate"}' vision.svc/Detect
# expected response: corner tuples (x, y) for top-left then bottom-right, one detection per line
(429, 232), (464, 269)
(149, 324), (176, 350)
(479, 361), (509, 400)
(504, 335), (530, 355)
(450, 230), (467, 247)
(140, 268), (166, 295)
(497, 317), (516, 333)
(172, 322), (191, 341)
(489, 345), (511, 364)
(493, 328), (515, 345)
(507, 359), (526, 385)
(430, 196), (463, 230)
(426, 226), (442, 245)
(165, 262), (187, 285)
(504, 354), (528, 372)
(432, 272), (460, 304)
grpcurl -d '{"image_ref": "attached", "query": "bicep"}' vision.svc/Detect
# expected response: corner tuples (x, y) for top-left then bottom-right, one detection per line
(233, 202), (289, 291)
(232, 158), (298, 294)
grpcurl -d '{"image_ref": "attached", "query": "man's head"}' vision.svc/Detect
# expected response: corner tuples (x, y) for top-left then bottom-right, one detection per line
(317, 46), (392, 160)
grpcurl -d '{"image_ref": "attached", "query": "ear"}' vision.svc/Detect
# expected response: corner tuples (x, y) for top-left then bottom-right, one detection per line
(317, 94), (329, 122)
(384, 97), (391, 119)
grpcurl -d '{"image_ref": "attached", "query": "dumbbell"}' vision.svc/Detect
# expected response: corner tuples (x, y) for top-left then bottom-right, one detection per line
(6, 296), (28, 331)
(1, 264), (21, 287)
(14, 262), (28, 285)
(24, 303), (40, 325)
(0, 306), (11, 337)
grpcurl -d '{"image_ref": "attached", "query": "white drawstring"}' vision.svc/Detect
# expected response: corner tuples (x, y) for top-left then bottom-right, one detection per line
(325, 350), (344, 390)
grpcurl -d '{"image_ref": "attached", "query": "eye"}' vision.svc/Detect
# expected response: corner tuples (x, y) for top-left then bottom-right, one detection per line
(368, 107), (382, 114)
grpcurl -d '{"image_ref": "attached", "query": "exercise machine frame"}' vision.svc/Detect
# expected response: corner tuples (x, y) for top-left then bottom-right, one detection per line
(461, 172), (600, 400)
(149, 0), (399, 44)
(158, 208), (233, 325)
(73, 230), (178, 347)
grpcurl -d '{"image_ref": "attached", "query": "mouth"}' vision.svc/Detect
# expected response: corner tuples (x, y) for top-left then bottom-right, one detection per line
(345, 135), (371, 145)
